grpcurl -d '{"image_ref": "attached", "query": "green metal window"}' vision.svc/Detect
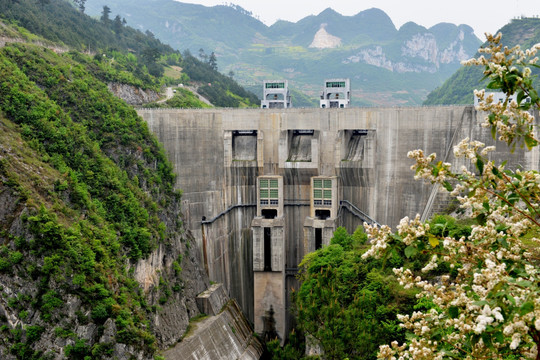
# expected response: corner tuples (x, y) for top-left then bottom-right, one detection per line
(325, 81), (345, 88)
(313, 178), (332, 206)
(260, 178), (279, 205)
(265, 82), (285, 89)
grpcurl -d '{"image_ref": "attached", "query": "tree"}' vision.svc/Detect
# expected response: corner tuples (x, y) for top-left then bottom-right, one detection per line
(113, 14), (123, 34)
(73, 0), (85, 13)
(141, 46), (163, 77)
(141, 46), (160, 64)
(198, 48), (208, 63)
(367, 33), (540, 359)
(291, 227), (416, 360)
(101, 5), (111, 24)
(208, 52), (217, 71)
(145, 29), (155, 39)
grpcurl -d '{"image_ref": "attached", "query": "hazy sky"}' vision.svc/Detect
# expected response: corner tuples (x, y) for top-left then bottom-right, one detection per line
(177, 0), (540, 39)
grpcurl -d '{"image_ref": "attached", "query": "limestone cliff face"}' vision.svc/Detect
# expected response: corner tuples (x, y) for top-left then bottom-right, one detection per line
(134, 231), (209, 348)
(107, 82), (159, 105)
(402, 30), (469, 66)
(343, 29), (471, 73)
(309, 24), (342, 49)
(0, 185), (208, 359)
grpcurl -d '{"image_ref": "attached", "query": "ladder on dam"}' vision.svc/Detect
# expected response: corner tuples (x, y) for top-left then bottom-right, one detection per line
(420, 106), (473, 222)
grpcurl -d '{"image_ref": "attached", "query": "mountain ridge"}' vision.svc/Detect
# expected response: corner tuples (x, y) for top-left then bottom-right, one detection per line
(84, 0), (482, 106)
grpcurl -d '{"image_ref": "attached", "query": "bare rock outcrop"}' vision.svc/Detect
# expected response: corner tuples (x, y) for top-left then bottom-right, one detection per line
(108, 83), (159, 105)
(309, 24), (342, 49)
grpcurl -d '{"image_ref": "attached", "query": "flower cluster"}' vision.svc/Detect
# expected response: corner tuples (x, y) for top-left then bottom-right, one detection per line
(370, 33), (540, 360)
(463, 32), (540, 150)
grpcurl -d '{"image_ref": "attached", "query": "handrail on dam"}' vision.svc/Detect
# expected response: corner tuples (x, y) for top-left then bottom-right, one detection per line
(201, 204), (256, 225)
(200, 200), (379, 226)
(339, 200), (380, 227)
(200, 201), (310, 225)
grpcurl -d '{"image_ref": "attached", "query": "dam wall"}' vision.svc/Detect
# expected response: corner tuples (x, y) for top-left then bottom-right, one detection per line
(138, 106), (540, 339)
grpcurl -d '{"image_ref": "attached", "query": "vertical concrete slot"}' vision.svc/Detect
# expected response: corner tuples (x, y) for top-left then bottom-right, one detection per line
(264, 227), (272, 271)
(288, 130), (313, 162)
(315, 228), (322, 250)
(232, 130), (257, 161)
(345, 130), (368, 161)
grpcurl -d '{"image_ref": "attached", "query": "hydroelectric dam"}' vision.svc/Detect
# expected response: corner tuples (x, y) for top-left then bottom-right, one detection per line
(137, 105), (540, 340)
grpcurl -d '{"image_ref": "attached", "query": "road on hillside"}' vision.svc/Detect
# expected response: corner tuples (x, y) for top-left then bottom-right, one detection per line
(157, 87), (174, 103)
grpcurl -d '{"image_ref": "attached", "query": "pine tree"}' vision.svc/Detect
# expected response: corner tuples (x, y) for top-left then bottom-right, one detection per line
(113, 15), (123, 34)
(101, 5), (111, 24)
(208, 52), (217, 71)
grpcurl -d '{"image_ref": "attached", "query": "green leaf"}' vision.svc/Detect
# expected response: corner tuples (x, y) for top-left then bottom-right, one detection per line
(481, 332), (493, 348)
(517, 280), (533, 287)
(404, 246), (417, 259)
(489, 281), (504, 294)
(517, 89), (526, 105)
(506, 294), (516, 305)
(476, 157), (484, 174)
(524, 134), (538, 150)
(491, 166), (501, 178)
(390, 234), (403, 241)
(519, 301), (534, 315)
(448, 306), (459, 319)
(476, 213), (487, 226)
(428, 235), (439, 248)
(472, 300), (488, 307)
(442, 180), (453, 192)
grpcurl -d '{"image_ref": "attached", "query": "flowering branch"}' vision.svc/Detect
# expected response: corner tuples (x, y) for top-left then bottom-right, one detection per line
(367, 33), (540, 360)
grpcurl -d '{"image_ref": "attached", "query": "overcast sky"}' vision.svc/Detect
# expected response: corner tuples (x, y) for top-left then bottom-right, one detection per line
(177, 0), (540, 39)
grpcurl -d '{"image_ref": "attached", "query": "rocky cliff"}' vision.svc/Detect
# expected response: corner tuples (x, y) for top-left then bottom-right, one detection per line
(107, 83), (160, 105)
(0, 42), (211, 359)
(309, 24), (342, 49)
(344, 28), (471, 74)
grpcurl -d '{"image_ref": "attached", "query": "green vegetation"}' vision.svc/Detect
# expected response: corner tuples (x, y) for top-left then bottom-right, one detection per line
(181, 51), (259, 107)
(0, 40), (182, 356)
(289, 227), (415, 360)
(0, 0), (266, 357)
(146, 87), (211, 109)
(0, 0), (259, 107)
(270, 219), (473, 359)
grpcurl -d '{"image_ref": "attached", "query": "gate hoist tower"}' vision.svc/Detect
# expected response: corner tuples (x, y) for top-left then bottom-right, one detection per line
(320, 79), (350, 108)
(261, 80), (291, 109)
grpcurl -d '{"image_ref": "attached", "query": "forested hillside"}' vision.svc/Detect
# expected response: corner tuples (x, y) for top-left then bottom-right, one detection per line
(0, 0), (259, 107)
(0, 1), (233, 358)
(424, 17), (540, 105)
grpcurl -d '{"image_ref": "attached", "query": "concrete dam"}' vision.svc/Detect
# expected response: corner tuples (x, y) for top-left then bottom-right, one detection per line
(137, 105), (540, 341)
